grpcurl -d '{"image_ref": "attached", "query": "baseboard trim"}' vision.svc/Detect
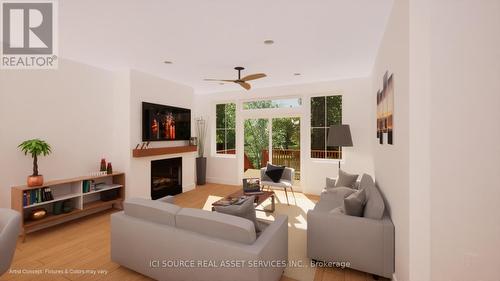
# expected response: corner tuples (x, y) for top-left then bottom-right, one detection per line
(392, 273), (398, 281)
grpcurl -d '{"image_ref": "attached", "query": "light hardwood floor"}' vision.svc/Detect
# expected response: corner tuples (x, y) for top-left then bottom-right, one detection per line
(1, 183), (388, 281)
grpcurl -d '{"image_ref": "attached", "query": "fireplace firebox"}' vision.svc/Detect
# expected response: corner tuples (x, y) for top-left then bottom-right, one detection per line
(151, 157), (182, 200)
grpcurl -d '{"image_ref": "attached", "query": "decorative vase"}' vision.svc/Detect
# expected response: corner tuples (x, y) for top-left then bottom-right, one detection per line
(196, 157), (207, 185)
(100, 158), (107, 172)
(107, 162), (113, 175)
(62, 200), (73, 213)
(27, 175), (44, 187)
(53, 201), (63, 215)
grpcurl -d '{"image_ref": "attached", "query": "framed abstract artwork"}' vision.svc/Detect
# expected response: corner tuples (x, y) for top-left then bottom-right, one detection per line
(376, 71), (394, 145)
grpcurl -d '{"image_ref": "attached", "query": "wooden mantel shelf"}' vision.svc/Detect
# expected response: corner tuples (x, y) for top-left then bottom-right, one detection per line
(132, 145), (197, 158)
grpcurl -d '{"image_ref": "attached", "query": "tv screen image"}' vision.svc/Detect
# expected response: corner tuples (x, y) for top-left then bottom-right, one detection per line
(142, 102), (191, 141)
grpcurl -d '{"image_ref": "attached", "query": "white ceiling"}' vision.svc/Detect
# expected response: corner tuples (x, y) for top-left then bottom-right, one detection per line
(59, 0), (393, 94)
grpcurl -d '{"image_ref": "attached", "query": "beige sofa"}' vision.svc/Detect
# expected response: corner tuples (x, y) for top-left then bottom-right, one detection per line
(0, 208), (21, 276)
(307, 174), (395, 278)
(111, 198), (288, 281)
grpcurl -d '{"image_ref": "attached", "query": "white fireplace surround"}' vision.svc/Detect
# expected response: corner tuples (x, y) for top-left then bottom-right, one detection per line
(127, 152), (196, 200)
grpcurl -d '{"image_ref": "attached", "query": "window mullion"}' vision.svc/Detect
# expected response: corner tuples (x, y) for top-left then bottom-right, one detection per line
(224, 105), (228, 152)
(324, 96), (327, 158)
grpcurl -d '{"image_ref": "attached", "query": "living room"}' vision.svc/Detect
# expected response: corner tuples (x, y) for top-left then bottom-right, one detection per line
(1, 1), (500, 281)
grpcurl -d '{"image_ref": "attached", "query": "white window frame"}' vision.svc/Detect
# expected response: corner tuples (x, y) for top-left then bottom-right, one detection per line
(214, 102), (237, 158)
(310, 95), (343, 160)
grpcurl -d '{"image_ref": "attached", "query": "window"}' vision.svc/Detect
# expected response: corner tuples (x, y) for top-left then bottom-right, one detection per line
(215, 103), (236, 155)
(310, 95), (342, 159)
(243, 97), (302, 110)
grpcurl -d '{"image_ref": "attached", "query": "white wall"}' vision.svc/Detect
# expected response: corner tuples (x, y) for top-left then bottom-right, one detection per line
(111, 71), (132, 177)
(408, 0), (431, 280)
(194, 77), (374, 195)
(0, 59), (115, 208)
(371, 1), (410, 280)
(399, 1), (500, 280)
(425, 1), (500, 280)
(126, 70), (196, 199)
(0, 62), (196, 208)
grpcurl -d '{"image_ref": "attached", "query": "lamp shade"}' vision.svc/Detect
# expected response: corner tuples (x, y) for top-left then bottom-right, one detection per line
(327, 125), (353, 147)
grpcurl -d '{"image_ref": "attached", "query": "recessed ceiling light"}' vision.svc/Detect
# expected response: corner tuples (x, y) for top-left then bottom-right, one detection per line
(294, 73), (301, 76)
(264, 39), (274, 45)
(163, 60), (173, 64)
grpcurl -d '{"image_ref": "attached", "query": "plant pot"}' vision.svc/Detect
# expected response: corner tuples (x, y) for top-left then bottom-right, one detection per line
(196, 157), (207, 185)
(27, 175), (44, 187)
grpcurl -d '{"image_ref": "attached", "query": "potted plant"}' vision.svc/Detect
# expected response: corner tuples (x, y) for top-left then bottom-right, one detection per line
(195, 117), (207, 185)
(18, 139), (52, 187)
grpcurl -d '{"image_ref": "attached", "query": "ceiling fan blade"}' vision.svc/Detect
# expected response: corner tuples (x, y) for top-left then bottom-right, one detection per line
(241, 73), (267, 81)
(204, 79), (236, 82)
(236, 81), (251, 90)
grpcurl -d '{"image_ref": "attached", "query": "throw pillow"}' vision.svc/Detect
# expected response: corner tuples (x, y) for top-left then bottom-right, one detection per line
(214, 196), (260, 233)
(265, 163), (285, 183)
(362, 176), (386, 219)
(334, 169), (359, 188)
(313, 187), (355, 212)
(343, 188), (366, 217)
(325, 177), (336, 189)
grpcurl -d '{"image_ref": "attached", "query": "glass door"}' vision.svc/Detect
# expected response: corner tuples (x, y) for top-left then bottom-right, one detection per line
(271, 117), (301, 182)
(243, 117), (301, 185)
(243, 118), (270, 179)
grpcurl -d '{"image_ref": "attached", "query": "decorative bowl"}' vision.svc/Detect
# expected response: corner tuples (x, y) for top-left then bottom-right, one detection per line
(29, 208), (47, 220)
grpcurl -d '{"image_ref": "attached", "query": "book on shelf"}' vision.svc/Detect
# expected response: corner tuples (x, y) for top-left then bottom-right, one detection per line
(82, 180), (97, 193)
(95, 183), (121, 191)
(23, 187), (54, 206)
(83, 181), (121, 193)
(44, 188), (54, 201)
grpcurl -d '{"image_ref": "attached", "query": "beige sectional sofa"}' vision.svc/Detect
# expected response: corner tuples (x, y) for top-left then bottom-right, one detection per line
(111, 198), (288, 281)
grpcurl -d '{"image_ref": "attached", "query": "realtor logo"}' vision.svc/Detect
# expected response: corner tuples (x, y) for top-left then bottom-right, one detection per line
(1, 0), (58, 69)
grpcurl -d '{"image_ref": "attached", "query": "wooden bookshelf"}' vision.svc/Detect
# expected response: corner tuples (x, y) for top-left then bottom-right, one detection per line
(11, 172), (125, 242)
(132, 145), (197, 157)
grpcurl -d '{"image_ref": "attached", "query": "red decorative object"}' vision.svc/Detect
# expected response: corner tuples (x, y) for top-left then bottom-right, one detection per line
(107, 163), (113, 175)
(100, 159), (107, 172)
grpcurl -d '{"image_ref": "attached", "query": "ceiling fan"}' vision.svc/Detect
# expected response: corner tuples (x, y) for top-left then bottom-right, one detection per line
(204, 67), (267, 90)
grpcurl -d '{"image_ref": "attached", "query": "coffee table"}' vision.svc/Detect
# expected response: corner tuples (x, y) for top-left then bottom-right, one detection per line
(212, 190), (275, 213)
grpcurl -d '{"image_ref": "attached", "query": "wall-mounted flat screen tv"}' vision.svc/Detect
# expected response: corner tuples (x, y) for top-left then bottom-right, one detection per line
(142, 102), (191, 141)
